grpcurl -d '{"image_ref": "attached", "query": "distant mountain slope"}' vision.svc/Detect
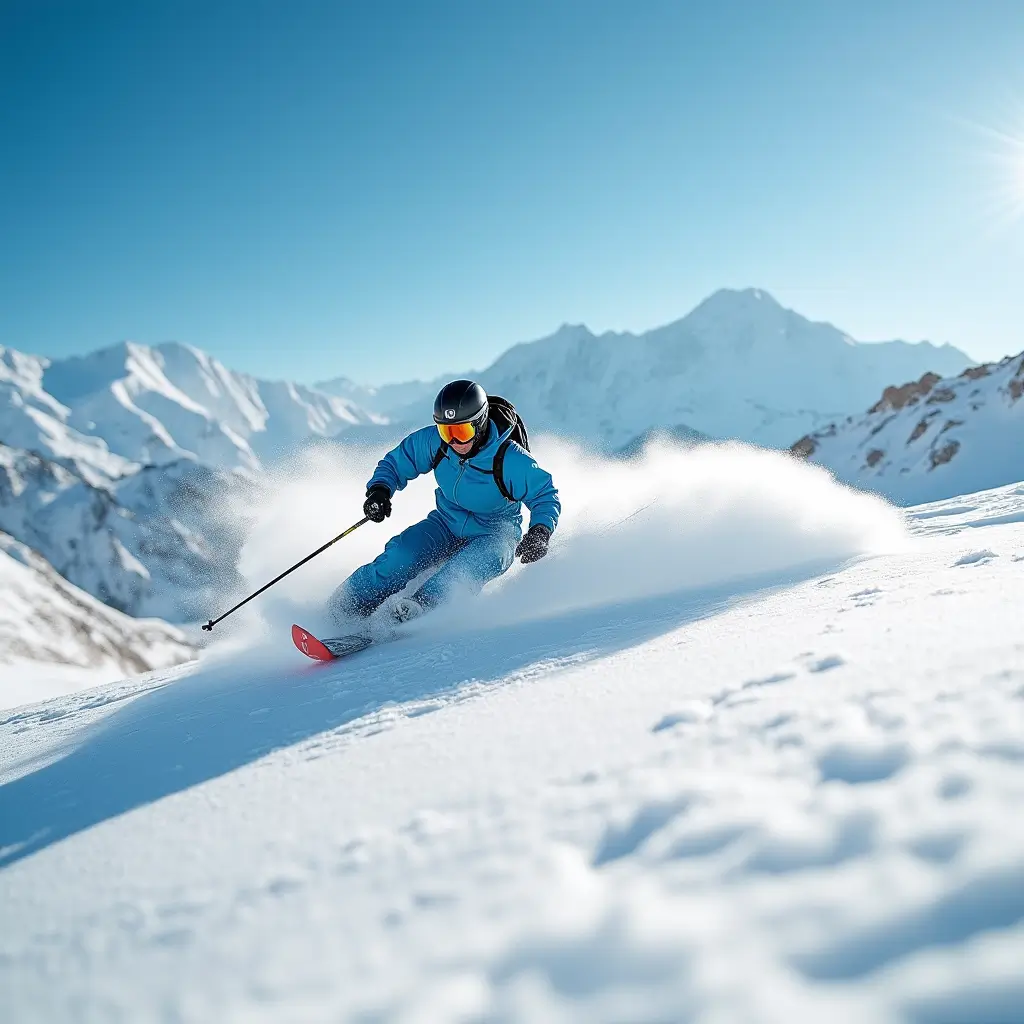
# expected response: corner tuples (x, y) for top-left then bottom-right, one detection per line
(0, 341), (378, 622)
(0, 345), (136, 485)
(315, 374), (455, 418)
(0, 443), (251, 621)
(0, 531), (192, 685)
(791, 350), (1024, 505)
(41, 341), (385, 474)
(365, 289), (971, 450)
(476, 289), (971, 449)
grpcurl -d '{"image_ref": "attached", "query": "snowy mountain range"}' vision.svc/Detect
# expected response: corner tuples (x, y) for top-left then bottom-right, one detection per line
(9, 341), (385, 481)
(0, 288), (978, 667)
(0, 341), (384, 625)
(320, 289), (972, 450)
(792, 349), (1024, 505)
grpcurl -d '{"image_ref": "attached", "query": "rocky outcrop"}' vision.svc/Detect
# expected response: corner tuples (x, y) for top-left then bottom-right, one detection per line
(1008, 356), (1024, 403)
(790, 435), (817, 459)
(929, 440), (960, 469)
(791, 348), (1024, 505)
(868, 373), (942, 414)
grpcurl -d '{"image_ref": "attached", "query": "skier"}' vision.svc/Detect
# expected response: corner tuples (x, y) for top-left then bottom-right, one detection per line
(328, 380), (560, 626)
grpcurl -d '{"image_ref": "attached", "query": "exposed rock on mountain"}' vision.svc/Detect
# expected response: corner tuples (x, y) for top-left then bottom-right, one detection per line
(792, 352), (1024, 505)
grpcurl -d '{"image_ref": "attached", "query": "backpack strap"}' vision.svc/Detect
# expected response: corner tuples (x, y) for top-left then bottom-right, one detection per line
(491, 437), (516, 502)
(431, 428), (518, 503)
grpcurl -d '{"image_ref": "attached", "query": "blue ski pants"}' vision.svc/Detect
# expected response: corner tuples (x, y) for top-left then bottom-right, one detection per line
(329, 512), (518, 620)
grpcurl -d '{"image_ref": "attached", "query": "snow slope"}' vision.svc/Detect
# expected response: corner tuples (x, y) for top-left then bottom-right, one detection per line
(366, 289), (971, 451)
(0, 532), (192, 710)
(3, 448), (1023, 1021)
(793, 351), (1024, 505)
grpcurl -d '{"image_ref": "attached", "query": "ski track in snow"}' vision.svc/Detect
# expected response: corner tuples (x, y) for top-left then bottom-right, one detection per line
(1, 482), (1024, 1021)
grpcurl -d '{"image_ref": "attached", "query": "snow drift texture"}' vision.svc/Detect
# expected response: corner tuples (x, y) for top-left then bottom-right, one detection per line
(216, 436), (905, 651)
(5, 478), (1022, 1024)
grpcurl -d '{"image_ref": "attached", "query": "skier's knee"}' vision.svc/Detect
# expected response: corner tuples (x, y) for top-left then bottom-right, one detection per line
(328, 582), (378, 621)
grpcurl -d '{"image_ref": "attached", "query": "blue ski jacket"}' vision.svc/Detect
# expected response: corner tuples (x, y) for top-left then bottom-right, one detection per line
(367, 423), (560, 540)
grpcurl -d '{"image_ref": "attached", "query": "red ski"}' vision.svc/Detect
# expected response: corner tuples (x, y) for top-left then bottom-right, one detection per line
(291, 624), (373, 662)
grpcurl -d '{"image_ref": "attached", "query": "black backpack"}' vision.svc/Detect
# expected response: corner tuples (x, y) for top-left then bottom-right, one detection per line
(430, 394), (530, 502)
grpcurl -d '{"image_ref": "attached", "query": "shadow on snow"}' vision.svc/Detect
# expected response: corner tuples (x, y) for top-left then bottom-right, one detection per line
(0, 560), (836, 868)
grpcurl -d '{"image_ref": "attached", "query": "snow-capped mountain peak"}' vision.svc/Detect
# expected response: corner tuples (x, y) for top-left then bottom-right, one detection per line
(688, 285), (783, 320)
(36, 340), (385, 475)
(316, 289), (973, 451)
(0, 346), (63, 417)
(458, 288), (974, 449)
(0, 345), (137, 487)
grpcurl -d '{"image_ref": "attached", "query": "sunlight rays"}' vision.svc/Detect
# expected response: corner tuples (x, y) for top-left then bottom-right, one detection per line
(962, 103), (1024, 231)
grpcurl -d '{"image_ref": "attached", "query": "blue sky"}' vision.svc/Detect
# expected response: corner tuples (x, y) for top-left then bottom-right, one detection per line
(2, 0), (1022, 384)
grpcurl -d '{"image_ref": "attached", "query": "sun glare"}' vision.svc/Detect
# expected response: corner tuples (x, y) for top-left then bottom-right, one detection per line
(1003, 132), (1024, 222)
(952, 93), (1024, 232)
(979, 112), (1024, 228)
(1016, 143), (1024, 216)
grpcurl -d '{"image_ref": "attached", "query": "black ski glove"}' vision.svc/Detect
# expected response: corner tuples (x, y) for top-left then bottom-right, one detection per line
(363, 485), (392, 523)
(516, 524), (550, 564)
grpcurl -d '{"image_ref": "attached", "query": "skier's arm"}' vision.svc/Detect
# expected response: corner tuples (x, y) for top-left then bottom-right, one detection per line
(503, 447), (561, 534)
(367, 427), (442, 495)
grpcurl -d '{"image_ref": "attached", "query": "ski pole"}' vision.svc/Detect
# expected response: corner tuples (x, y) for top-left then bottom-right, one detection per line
(201, 517), (370, 632)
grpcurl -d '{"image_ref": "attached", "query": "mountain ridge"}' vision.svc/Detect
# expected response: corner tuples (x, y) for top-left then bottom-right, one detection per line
(0, 286), (982, 637)
(38, 339), (386, 475)
(320, 288), (974, 450)
(791, 348), (1024, 505)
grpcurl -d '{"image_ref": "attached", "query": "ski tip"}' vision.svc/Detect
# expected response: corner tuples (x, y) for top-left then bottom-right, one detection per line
(291, 624), (335, 662)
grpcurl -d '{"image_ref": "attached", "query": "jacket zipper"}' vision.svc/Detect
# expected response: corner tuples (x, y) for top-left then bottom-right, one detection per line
(452, 459), (467, 509)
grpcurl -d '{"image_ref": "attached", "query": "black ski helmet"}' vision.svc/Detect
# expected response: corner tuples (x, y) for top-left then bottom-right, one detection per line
(433, 380), (489, 438)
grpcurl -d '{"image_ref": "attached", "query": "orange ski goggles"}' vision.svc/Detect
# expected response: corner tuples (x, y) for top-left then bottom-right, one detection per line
(436, 420), (479, 444)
